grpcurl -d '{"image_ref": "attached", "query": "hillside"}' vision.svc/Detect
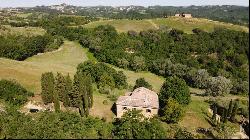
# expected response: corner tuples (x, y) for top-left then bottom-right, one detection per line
(83, 17), (248, 33)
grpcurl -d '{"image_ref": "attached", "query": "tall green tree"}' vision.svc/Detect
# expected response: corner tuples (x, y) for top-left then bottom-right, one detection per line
(230, 100), (239, 122)
(54, 73), (67, 104)
(160, 98), (185, 123)
(41, 72), (55, 104)
(159, 76), (190, 106)
(64, 74), (72, 107)
(71, 72), (93, 117)
(227, 99), (233, 118)
(133, 77), (152, 90)
(113, 110), (166, 139)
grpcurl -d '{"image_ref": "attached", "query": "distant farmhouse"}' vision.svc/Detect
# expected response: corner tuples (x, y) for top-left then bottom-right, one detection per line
(175, 13), (192, 18)
(116, 87), (159, 118)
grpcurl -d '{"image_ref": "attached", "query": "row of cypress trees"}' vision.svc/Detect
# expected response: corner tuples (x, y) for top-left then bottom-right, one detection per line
(41, 71), (93, 116)
(212, 99), (239, 125)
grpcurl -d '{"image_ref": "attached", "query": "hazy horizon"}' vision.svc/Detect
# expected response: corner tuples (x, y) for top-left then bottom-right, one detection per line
(0, 0), (249, 8)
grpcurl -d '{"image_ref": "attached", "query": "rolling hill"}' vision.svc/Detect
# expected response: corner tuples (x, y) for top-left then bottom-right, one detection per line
(82, 17), (249, 34)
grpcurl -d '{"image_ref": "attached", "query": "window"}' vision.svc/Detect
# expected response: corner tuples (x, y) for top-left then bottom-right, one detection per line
(146, 109), (151, 113)
(123, 107), (127, 110)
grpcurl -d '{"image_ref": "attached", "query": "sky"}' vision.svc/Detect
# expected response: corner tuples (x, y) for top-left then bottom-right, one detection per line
(0, 0), (249, 8)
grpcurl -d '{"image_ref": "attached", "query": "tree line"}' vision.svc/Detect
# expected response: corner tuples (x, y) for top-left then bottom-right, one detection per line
(41, 71), (93, 116)
(0, 34), (63, 60)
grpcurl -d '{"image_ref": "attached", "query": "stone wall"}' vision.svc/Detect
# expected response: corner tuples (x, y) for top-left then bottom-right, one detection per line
(116, 104), (158, 118)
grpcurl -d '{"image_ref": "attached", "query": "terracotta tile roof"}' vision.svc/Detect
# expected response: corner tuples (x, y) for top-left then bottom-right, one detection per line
(116, 87), (159, 109)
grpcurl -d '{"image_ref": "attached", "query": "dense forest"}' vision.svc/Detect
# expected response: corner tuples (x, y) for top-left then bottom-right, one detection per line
(64, 25), (248, 96)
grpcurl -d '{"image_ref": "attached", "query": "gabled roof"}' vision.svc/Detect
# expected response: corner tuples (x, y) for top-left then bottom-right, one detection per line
(116, 87), (159, 109)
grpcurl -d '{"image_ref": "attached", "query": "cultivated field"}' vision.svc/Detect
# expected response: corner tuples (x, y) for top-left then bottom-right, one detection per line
(83, 17), (249, 34)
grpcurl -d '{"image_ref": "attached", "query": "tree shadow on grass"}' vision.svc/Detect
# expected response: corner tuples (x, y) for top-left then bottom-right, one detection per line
(111, 103), (116, 116)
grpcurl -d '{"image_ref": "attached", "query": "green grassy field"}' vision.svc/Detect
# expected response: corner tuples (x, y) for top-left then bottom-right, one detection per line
(83, 17), (249, 34)
(83, 19), (157, 33)
(0, 41), (86, 93)
(0, 25), (46, 36)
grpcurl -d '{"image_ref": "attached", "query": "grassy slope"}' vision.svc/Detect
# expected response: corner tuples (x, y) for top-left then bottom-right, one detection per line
(83, 19), (157, 33)
(0, 25), (46, 36)
(0, 41), (86, 93)
(83, 17), (249, 34)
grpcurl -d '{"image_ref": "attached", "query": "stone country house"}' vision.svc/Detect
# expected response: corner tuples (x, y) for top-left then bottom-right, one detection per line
(116, 87), (159, 118)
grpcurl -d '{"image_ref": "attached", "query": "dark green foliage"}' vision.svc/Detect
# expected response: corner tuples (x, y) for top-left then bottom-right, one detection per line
(230, 100), (239, 122)
(222, 109), (228, 123)
(71, 72), (93, 117)
(131, 56), (147, 72)
(0, 34), (62, 61)
(53, 87), (60, 112)
(175, 128), (195, 139)
(133, 77), (152, 90)
(113, 110), (166, 139)
(54, 73), (67, 104)
(77, 61), (128, 90)
(113, 71), (128, 89)
(0, 79), (33, 106)
(0, 109), (113, 139)
(212, 105), (218, 125)
(159, 76), (190, 106)
(41, 72), (55, 104)
(73, 26), (248, 95)
(227, 100), (233, 118)
(160, 98), (185, 123)
(64, 74), (72, 107)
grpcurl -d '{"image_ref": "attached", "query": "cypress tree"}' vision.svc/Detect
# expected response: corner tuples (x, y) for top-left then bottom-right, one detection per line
(70, 73), (81, 108)
(55, 72), (67, 103)
(227, 99), (233, 118)
(70, 72), (93, 117)
(212, 105), (217, 125)
(54, 73), (64, 112)
(54, 88), (60, 112)
(86, 74), (93, 108)
(230, 100), (239, 122)
(79, 72), (87, 117)
(222, 109), (228, 123)
(41, 72), (54, 104)
(64, 73), (72, 107)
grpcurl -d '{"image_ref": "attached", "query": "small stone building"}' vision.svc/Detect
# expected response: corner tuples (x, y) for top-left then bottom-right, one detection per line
(175, 13), (192, 18)
(116, 87), (159, 118)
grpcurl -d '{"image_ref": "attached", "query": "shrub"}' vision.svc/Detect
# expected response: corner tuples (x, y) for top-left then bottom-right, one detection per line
(160, 98), (185, 123)
(159, 76), (190, 106)
(133, 78), (152, 90)
(0, 79), (33, 106)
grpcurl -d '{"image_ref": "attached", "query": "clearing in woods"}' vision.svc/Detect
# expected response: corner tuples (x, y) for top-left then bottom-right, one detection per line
(0, 40), (164, 121)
